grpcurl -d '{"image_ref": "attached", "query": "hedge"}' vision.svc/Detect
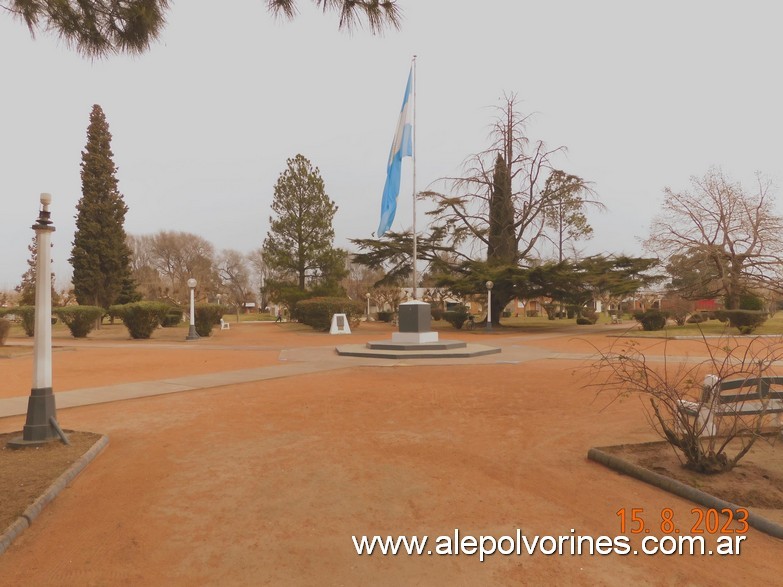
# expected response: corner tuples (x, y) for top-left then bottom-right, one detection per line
(161, 307), (184, 327)
(633, 310), (668, 331)
(714, 309), (768, 335)
(443, 310), (470, 330)
(54, 306), (104, 338)
(12, 306), (36, 337)
(194, 304), (225, 337)
(0, 306), (57, 336)
(0, 318), (9, 345)
(377, 311), (394, 323)
(295, 297), (364, 331)
(111, 302), (170, 339)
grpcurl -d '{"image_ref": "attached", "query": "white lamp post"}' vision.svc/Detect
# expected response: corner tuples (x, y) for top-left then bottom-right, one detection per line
(10, 193), (67, 447)
(186, 277), (199, 340)
(486, 280), (494, 331)
(365, 292), (371, 320)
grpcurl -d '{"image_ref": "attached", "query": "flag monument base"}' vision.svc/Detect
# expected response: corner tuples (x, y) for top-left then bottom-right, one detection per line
(391, 301), (438, 344)
(335, 300), (501, 359)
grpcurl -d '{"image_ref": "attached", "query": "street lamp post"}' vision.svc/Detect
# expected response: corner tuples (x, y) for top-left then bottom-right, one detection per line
(365, 292), (371, 321)
(186, 278), (199, 340)
(10, 193), (68, 447)
(486, 280), (494, 331)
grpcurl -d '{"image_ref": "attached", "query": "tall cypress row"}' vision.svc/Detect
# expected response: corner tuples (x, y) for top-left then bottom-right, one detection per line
(70, 104), (136, 309)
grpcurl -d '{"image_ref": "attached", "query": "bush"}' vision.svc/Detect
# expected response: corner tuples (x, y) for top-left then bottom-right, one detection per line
(633, 310), (667, 331)
(442, 310), (470, 330)
(430, 307), (443, 321)
(576, 317), (594, 325)
(14, 306), (36, 337)
(195, 304), (226, 337)
(377, 311), (394, 323)
(714, 310), (768, 335)
(686, 312), (707, 324)
(578, 308), (598, 325)
(111, 302), (170, 339)
(54, 306), (104, 338)
(739, 293), (765, 311)
(161, 307), (184, 327)
(0, 318), (10, 345)
(295, 297), (364, 331)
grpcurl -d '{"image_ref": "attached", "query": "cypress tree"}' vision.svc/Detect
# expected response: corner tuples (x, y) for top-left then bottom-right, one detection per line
(487, 154), (516, 265)
(70, 104), (137, 309)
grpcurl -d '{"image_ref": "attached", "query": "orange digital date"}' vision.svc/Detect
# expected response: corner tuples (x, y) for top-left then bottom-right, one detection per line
(616, 507), (749, 535)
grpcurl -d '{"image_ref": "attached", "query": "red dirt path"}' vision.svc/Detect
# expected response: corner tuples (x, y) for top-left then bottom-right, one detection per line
(0, 322), (780, 585)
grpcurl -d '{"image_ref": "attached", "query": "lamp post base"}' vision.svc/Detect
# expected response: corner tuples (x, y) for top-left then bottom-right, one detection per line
(186, 325), (200, 341)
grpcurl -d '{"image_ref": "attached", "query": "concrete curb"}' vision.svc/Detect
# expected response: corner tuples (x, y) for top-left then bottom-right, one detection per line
(587, 446), (783, 540)
(0, 434), (109, 556)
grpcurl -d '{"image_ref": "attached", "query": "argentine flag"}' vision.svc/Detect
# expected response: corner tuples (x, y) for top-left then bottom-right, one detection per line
(377, 68), (413, 237)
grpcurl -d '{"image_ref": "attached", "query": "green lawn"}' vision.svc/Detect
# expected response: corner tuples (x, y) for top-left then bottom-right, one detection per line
(429, 312), (783, 336)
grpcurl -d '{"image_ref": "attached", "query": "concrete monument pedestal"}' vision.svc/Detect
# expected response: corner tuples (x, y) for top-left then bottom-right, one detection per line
(336, 300), (501, 359)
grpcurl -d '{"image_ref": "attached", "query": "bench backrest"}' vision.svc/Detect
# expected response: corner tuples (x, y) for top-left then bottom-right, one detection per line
(702, 375), (783, 404)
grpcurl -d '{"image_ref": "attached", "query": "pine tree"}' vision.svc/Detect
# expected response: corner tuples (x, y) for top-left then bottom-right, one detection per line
(70, 104), (137, 309)
(16, 236), (58, 306)
(262, 154), (344, 291)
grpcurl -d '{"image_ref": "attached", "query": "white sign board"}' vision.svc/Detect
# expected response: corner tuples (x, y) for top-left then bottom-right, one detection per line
(330, 313), (351, 335)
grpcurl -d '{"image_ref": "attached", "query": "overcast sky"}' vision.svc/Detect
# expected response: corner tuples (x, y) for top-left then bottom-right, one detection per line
(1, 1), (781, 290)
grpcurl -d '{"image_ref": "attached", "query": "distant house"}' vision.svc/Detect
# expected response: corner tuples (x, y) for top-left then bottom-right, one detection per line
(694, 298), (721, 311)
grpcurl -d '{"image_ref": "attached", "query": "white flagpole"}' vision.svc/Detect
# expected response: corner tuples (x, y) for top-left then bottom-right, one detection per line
(412, 54), (418, 300)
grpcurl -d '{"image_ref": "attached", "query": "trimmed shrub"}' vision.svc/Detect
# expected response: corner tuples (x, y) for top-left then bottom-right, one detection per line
(686, 312), (707, 324)
(576, 317), (594, 325)
(295, 297), (364, 331)
(430, 307), (443, 321)
(54, 306), (104, 338)
(714, 310), (768, 335)
(633, 310), (667, 331)
(161, 307), (184, 327)
(578, 308), (598, 325)
(443, 310), (470, 330)
(15, 306), (36, 337)
(739, 293), (765, 311)
(111, 302), (170, 339)
(195, 304), (226, 337)
(0, 318), (10, 345)
(377, 311), (394, 323)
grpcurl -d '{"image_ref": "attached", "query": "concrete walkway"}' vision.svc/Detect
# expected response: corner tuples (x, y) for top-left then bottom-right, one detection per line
(0, 339), (594, 419)
(0, 329), (712, 420)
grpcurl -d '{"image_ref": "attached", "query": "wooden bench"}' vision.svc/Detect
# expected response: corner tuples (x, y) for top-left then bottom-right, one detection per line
(678, 375), (783, 437)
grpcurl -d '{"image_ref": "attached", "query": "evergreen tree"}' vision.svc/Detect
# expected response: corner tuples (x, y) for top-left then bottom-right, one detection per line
(70, 104), (137, 309)
(487, 154), (515, 265)
(5, 0), (400, 58)
(263, 154), (345, 291)
(15, 236), (58, 306)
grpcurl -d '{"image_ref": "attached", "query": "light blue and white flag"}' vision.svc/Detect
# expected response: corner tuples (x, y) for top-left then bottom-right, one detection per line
(377, 68), (413, 237)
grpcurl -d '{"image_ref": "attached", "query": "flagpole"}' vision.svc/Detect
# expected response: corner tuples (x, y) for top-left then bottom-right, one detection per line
(411, 54), (418, 300)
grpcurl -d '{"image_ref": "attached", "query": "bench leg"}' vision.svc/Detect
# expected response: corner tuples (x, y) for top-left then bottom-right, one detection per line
(697, 408), (717, 437)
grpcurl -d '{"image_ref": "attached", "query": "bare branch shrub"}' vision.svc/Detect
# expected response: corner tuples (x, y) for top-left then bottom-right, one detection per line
(589, 335), (783, 474)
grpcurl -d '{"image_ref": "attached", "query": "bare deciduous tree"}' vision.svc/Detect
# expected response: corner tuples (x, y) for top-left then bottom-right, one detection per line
(217, 249), (254, 319)
(645, 168), (783, 309)
(128, 231), (219, 304)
